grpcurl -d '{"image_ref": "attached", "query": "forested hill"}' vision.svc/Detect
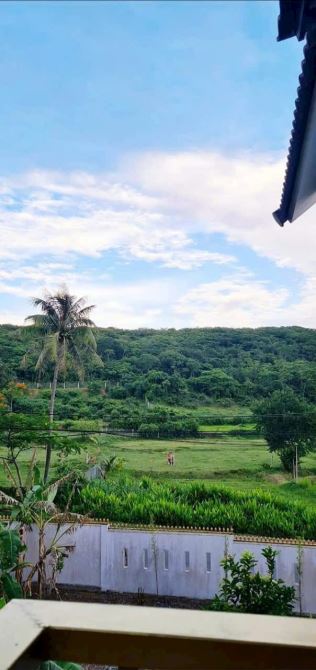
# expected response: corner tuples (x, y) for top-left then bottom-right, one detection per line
(0, 325), (316, 404)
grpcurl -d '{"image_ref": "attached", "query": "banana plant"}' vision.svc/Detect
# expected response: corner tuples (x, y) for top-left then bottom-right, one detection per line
(0, 466), (83, 599)
(0, 524), (26, 607)
(40, 663), (83, 670)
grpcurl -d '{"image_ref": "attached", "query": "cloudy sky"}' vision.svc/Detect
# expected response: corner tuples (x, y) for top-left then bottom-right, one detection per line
(0, 0), (313, 329)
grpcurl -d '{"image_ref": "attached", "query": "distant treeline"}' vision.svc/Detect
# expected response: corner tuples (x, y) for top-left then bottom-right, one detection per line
(1, 324), (316, 405)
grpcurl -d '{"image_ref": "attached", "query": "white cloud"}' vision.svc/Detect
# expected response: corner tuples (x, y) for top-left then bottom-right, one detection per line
(1, 149), (316, 328)
(0, 169), (233, 270)
(175, 275), (290, 328)
(0, 261), (179, 328)
(175, 274), (316, 329)
(126, 150), (316, 277)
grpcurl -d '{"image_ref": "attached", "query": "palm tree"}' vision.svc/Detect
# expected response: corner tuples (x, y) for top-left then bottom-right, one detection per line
(26, 288), (97, 481)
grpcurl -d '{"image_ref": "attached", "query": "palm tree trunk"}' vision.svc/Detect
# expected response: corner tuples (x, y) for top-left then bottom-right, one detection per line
(44, 357), (60, 482)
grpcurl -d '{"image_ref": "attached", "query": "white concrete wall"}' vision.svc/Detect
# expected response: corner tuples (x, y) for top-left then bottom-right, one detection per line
(102, 529), (233, 599)
(57, 524), (102, 587)
(21, 523), (316, 612)
(24, 523), (102, 588)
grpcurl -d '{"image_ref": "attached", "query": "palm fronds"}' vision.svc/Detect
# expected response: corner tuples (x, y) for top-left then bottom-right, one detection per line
(25, 289), (97, 376)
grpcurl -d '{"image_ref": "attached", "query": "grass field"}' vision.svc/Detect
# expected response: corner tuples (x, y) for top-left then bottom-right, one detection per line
(199, 423), (255, 432)
(2, 431), (316, 507)
(1, 400), (316, 507)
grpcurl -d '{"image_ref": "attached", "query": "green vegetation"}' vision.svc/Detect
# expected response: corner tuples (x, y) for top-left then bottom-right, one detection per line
(210, 547), (295, 615)
(39, 663), (83, 670)
(1, 325), (316, 405)
(0, 464), (83, 599)
(25, 290), (99, 481)
(1, 324), (316, 538)
(76, 477), (316, 540)
(3, 425), (316, 500)
(254, 390), (316, 477)
(199, 423), (255, 432)
(0, 524), (24, 606)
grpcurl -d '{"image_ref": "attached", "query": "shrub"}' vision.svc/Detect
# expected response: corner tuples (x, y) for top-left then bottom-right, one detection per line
(209, 547), (295, 615)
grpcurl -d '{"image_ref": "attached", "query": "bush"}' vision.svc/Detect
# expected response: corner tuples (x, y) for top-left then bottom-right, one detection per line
(209, 547), (295, 615)
(88, 380), (104, 395)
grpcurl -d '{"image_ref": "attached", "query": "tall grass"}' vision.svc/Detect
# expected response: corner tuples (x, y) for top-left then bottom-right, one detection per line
(77, 477), (316, 540)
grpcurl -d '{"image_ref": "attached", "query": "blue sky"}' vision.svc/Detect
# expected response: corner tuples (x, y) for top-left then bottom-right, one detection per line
(0, 0), (314, 328)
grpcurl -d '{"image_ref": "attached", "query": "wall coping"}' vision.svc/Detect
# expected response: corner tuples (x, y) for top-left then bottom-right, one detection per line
(1, 515), (315, 546)
(108, 523), (233, 535)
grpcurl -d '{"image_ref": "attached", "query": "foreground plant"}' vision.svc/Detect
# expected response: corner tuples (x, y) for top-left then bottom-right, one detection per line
(0, 524), (26, 608)
(0, 466), (83, 599)
(39, 662), (83, 670)
(210, 546), (295, 615)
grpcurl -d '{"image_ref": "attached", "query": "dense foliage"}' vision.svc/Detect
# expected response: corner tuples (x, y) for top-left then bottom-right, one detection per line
(109, 404), (199, 437)
(210, 547), (295, 615)
(0, 524), (24, 606)
(76, 477), (316, 540)
(1, 325), (316, 404)
(254, 391), (316, 473)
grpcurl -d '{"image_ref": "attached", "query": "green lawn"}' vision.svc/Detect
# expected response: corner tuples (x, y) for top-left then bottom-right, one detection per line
(109, 435), (269, 478)
(199, 423), (255, 432)
(3, 432), (316, 506)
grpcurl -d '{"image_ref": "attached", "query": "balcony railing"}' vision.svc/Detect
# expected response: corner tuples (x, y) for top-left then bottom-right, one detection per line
(2, 599), (316, 670)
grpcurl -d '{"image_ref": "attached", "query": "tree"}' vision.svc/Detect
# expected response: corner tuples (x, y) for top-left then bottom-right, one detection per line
(210, 547), (295, 616)
(0, 412), (50, 496)
(254, 390), (316, 479)
(2, 381), (29, 412)
(25, 289), (99, 481)
(190, 369), (239, 399)
(0, 411), (86, 497)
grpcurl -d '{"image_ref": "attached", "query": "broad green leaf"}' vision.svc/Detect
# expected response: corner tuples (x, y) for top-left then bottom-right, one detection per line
(1, 573), (23, 600)
(56, 663), (83, 670)
(40, 662), (83, 670)
(34, 464), (42, 486)
(0, 528), (23, 571)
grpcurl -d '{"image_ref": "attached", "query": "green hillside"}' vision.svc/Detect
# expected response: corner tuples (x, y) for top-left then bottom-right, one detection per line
(0, 325), (316, 405)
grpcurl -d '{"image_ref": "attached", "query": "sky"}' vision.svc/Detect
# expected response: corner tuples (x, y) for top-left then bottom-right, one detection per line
(0, 0), (314, 329)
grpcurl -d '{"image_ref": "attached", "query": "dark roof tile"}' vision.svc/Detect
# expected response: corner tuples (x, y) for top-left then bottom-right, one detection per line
(273, 29), (316, 225)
